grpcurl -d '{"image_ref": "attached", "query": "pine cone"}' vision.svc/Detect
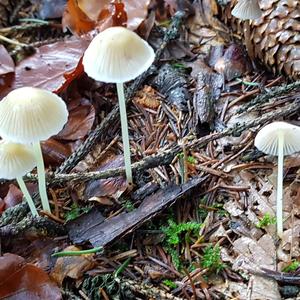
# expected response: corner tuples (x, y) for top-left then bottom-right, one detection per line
(222, 0), (300, 79)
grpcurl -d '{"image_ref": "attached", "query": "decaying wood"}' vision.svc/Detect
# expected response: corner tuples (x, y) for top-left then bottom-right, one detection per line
(0, 215), (66, 238)
(67, 175), (208, 246)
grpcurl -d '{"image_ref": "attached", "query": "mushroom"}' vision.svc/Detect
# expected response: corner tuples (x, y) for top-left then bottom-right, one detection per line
(232, 0), (262, 20)
(254, 121), (300, 237)
(0, 141), (38, 216)
(82, 26), (155, 184)
(0, 87), (69, 213)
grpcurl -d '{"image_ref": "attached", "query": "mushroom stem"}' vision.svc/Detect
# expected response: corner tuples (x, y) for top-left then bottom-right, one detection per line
(32, 142), (51, 212)
(116, 82), (133, 184)
(16, 176), (38, 216)
(277, 132), (284, 238)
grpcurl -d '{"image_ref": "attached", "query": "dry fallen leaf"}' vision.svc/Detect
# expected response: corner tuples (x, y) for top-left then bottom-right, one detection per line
(62, 0), (95, 35)
(0, 253), (61, 300)
(51, 246), (95, 285)
(232, 234), (281, 300)
(63, 0), (151, 35)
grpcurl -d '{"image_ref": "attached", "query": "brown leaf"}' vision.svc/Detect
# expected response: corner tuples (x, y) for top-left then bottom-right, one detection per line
(3, 184), (23, 209)
(84, 155), (127, 201)
(0, 45), (14, 76)
(51, 246), (95, 285)
(62, 0), (95, 35)
(63, 0), (150, 35)
(0, 198), (5, 214)
(56, 100), (95, 140)
(0, 38), (90, 97)
(0, 253), (62, 300)
(41, 139), (72, 166)
(214, 44), (250, 81)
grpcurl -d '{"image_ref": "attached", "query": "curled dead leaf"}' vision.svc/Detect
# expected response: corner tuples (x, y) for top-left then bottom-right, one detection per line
(51, 246), (95, 285)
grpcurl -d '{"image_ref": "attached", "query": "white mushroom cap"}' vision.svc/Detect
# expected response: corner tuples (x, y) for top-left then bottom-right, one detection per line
(232, 0), (262, 20)
(0, 141), (36, 179)
(82, 26), (155, 83)
(254, 121), (300, 156)
(0, 87), (68, 144)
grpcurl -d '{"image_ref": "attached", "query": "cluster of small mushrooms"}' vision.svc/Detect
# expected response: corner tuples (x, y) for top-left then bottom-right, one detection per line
(0, 26), (154, 216)
(0, 87), (68, 216)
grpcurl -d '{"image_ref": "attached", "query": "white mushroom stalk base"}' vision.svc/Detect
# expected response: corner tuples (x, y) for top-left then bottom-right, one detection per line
(277, 132), (284, 238)
(33, 142), (51, 213)
(116, 82), (133, 184)
(16, 176), (38, 217)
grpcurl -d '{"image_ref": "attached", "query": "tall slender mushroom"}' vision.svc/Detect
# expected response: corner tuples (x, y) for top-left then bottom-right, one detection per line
(255, 121), (300, 238)
(82, 26), (155, 184)
(0, 87), (68, 213)
(0, 141), (38, 216)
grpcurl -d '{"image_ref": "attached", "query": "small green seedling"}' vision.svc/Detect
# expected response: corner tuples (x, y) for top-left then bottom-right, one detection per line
(163, 280), (177, 289)
(201, 244), (225, 273)
(256, 213), (276, 229)
(282, 260), (300, 273)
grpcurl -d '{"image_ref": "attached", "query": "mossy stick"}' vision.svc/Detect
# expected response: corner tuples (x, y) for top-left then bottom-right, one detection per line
(16, 176), (38, 216)
(33, 142), (51, 212)
(116, 82), (133, 184)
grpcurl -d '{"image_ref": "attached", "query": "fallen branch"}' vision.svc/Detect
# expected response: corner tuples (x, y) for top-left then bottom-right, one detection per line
(21, 98), (300, 184)
(237, 80), (300, 114)
(67, 175), (208, 246)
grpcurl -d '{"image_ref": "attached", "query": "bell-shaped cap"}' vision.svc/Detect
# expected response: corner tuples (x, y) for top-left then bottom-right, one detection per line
(82, 26), (155, 83)
(232, 0), (262, 20)
(0, 141), (36, 179)
(255, 121), (300, 156)
(0, 87), (68, 144)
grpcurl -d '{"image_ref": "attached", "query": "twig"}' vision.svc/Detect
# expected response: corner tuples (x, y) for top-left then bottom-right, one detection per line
(237, 80), (300, 114)
(21, 98), (300, 184)
(0, 34), (27, 47)
(0, 215), (66, 238)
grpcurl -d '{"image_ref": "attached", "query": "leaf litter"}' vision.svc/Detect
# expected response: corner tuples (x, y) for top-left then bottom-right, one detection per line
(1, 0), (300, 299)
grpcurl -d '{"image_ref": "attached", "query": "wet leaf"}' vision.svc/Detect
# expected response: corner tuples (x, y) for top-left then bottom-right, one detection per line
(0, 253), (62, 300)
(41, 139), (72, 166)
(0, 38), (90, 97)
(0, 45), (14, 76)
(3, 184), (23, 209)
(0, 198), (5, 214)
(56, 100), (95, 140)
(51, 246), (95, 285)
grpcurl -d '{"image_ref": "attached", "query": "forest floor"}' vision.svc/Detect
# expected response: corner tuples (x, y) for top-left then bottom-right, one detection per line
(0, 1), (300, 299)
